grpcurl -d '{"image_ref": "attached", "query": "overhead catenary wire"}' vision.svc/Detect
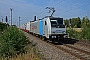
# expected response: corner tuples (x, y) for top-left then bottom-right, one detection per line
(13, 0), (66, 22)
(33, 0), (66, 19)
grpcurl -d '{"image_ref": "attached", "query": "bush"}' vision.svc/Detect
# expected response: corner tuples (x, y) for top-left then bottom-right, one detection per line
(67, 29), (82, 39)
(0, 27), (28, 58)
(81, 28), (90, 41)
(67, 28), (90, 41)
(0, 22), (8, 31)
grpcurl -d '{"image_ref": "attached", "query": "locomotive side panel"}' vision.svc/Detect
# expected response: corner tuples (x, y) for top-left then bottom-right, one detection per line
(43, 17), (51, 38)
(39, 20), (43, 35)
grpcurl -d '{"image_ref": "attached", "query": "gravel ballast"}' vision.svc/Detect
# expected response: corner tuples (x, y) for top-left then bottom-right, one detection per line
(24, 32), (80, 60)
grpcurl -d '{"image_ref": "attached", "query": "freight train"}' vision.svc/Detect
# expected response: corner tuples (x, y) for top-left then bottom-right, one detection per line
(22, 16), (68, 43)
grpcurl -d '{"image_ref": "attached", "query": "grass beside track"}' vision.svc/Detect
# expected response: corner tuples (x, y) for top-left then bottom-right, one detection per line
(6, 43), (45, 60)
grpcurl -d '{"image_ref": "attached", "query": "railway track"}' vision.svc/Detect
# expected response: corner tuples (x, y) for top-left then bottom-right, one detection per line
(37, 37), (90, 60)
(77, 41), (90, 48)
(25, 32), (90, 60)
(61, 44), (90, 60)
(44, 41), (90, 60)
(42, 39), (90, 60)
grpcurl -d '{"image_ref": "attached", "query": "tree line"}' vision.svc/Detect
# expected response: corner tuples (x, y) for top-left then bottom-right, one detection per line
(64, 16), (90, 28)
(64, 16), (90, 41)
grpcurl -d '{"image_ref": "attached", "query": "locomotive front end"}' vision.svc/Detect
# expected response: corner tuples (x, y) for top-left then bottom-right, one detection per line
(50, 18), (68, 39)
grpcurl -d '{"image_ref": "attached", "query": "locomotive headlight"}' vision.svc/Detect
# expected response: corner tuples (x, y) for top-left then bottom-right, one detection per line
(64, 35), (68, 38)
(52, 36), (56, 38)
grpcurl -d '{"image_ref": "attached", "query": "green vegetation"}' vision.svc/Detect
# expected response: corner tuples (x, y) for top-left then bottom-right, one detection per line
(67, 28), (90, 41)
(0, 27), (28, 58)
(0, 22), (8, 31)
(0, 23), (45, 60)
(64, 17), (81, 28)
(81, 28), (90, 41)
(67, 29), (82, 39)
(8, 43), (46, 60)
(65, 16), (90, 41)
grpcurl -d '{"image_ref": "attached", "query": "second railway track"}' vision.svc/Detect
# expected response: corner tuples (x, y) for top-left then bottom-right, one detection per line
(45, 40), (90, 60)
(56, 44), (90, 60)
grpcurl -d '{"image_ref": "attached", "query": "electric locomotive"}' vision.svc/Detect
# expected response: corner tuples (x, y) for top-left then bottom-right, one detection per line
(41, 16), (68, 43)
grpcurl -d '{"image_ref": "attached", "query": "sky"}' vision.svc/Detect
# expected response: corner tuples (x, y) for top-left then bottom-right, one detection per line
(0, 0), (90, 26)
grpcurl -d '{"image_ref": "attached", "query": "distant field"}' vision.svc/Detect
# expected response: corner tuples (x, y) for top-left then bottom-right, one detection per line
(67, 28), (82, 32)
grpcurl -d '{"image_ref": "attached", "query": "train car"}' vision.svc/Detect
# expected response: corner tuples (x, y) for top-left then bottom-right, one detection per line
(30, 16), (68, 43)
(20, 24), (26, 31)
(26, 22), (30, 33)
(31, 20), (39, 34)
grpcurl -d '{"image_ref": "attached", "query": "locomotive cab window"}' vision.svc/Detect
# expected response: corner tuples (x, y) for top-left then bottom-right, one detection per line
(50, 18), (65, 28)
(45, 21), (47, 25)
(51, 20), (57, 27)
(51, 20), (57, 25)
